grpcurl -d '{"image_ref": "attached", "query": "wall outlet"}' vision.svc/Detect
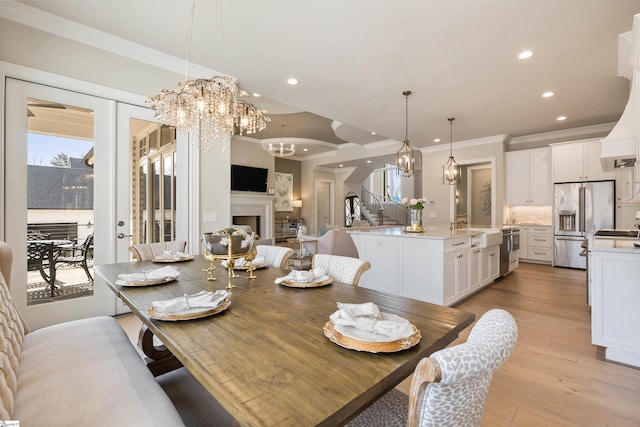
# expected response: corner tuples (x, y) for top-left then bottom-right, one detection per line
(428, 212), (437, 218)
(203, 212), (217, 222)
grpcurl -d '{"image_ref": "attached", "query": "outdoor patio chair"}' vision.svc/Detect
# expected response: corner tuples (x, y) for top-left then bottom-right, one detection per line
(54, 234), (94, 282)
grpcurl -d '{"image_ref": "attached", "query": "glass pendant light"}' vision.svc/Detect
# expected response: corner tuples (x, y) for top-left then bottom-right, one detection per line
(443, 117), (460, 185)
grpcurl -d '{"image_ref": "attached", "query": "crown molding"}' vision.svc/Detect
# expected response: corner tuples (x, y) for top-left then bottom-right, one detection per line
(420, 134), (507, 153)
(0, 1), (216, 79)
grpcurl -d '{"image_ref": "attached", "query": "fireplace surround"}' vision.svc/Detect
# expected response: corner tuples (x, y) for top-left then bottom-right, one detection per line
(230, 194), (274, 244)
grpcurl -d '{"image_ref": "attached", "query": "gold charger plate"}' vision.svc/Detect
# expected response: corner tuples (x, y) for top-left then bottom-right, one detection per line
(115, 276), (177, 287)
(152, 255), (194, 263)
(280, 275), (333, 288)
(323, 321), (421, 353)
(148, 298), (231, 321)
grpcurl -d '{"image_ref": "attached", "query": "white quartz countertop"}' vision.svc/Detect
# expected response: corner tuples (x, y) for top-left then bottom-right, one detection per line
(590, 238), (640, 254)
(347, 226), (484, 240)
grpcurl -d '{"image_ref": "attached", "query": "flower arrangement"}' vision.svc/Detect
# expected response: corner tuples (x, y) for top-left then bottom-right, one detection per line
(401, 197), (427, 210)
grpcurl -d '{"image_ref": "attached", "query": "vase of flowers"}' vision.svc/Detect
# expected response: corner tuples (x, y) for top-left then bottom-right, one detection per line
(401, 197), (426, 231)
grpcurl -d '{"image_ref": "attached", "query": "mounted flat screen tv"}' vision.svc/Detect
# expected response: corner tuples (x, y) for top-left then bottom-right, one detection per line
(231, 164), (268, 192)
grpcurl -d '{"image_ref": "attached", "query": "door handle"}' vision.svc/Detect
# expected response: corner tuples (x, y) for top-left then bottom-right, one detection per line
(117, 233), (132, 239)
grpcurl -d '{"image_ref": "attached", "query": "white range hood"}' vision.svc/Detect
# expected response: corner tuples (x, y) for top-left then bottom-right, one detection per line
(600, 15), (640, 172)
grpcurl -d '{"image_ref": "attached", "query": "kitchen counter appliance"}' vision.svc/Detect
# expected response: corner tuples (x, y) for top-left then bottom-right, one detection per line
(554, 181), (614, 269)
(500, 227), (520, 276)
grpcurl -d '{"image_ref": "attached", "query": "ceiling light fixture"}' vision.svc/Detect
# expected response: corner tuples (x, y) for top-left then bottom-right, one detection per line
(518, 50), (533, 59)
(557, 115), (567, 121)
(542, 91), (554, 98)
(442, 117), (460, 185)
(396, 90), (418, 177)
(146, 2), (269, 152)
(264, 124), (295, 157)
(287, 78), (299, 85)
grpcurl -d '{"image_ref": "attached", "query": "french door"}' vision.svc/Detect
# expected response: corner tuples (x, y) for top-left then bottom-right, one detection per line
(5, 78), (125, 328)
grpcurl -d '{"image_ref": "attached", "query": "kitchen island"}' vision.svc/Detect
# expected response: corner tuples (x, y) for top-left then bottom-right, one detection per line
(349, 227), (502, 306)
(590, 238), (640, 368)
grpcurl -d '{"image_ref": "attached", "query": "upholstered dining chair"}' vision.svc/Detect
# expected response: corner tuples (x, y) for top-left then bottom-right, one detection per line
(255, 245), (294, 268)
(129, 241), (187, 262)
(311, 254), (371, 286)
(347, 308), (518, 427)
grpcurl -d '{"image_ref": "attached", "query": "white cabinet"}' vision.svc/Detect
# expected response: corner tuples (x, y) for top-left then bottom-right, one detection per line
(505, 148), (552, 205)
(443, 237), (470, 305)
(552, 140), (615, 182)
(518, 226), (528, 260)
(470, 248), (482, 290)
(591, 248), (640, 368)
(517, 225), (553, 263)
(481, 245), (500, 285)
(616, 168), (640, 202)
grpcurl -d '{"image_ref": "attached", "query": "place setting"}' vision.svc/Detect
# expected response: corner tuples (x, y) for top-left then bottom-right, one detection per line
(222, 256), (269, 270)
(152, 250), (194, 263)
(148, 289), (232, 321)
(323, 301), (421, 353)
(275, 267), (333, 288)
(115, 265), (181, 287)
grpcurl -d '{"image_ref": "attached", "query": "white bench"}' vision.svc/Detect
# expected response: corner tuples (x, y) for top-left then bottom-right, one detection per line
(0, 241), (186, 426)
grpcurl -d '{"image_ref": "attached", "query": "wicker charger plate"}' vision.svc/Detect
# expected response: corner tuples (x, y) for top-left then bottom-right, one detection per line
(148, 298), (231, 321)
(115, 276), (177, 287)
(323, 321), (421, 353)
(152, 255), (195, 263)
(280, 275), (333, 288)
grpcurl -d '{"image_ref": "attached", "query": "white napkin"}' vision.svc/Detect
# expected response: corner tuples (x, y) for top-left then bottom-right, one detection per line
(329, 302), (415, 340)
(223, 257), (266, 267)
(159, 251), (190, 260)
(118, 266), (180, 282)
(274, 267), (326, 284)
(151, 290), (230, 314)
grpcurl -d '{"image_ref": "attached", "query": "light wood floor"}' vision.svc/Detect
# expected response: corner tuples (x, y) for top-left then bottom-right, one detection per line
(118, 262), (640, 426)
(432, 262), (640, 426)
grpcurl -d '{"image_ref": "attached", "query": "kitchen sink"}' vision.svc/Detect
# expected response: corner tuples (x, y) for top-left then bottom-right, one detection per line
(468, 229), (503, 248)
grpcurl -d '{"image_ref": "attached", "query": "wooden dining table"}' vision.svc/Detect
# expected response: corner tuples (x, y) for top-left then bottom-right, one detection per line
(95, 255), (475, 426)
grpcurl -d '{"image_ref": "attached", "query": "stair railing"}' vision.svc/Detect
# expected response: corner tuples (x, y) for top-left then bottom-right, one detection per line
(360, 185), (408, 226)
(360, 185), (384, 225)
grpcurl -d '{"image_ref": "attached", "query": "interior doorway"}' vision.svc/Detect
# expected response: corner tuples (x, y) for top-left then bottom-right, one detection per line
(315, 179), (334, 233)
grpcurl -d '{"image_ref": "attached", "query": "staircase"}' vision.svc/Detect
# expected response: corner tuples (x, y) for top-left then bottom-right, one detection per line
(360, 185), (407, 226)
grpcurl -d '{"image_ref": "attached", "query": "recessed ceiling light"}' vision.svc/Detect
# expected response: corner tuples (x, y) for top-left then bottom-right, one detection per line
(366, 160), (372, 164)
(542, 91), (554, 98)
(518, 50), (533, 59)
(339, 164), (344, 167)
(434, 138), (441, 143)
(252, 93), (261, 97)
(303, 148), (308, 152)
(557, 115), (567, 121)
(371, 132), (376, 135)
(287, 78), (298, 85)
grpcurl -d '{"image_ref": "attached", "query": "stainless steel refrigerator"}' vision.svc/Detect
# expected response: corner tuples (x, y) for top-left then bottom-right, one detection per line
(554, 180), (614, 269)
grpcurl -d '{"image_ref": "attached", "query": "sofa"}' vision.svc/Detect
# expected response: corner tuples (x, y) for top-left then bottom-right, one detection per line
(0, 241), (186, 426)
(298, 225), (396, 258)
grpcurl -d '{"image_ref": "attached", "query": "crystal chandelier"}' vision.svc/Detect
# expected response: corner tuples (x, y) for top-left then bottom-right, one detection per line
(396, 90), (418, 177)
(145, 3), (269, 151)
(442, 117), (460, 184)
(264, 124), (295, 157)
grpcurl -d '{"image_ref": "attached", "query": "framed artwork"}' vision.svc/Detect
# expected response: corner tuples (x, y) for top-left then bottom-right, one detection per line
(275, 172), (293, 211)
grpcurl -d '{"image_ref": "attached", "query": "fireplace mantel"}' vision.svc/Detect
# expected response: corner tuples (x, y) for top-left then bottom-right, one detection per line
(230, 194), (274, 242)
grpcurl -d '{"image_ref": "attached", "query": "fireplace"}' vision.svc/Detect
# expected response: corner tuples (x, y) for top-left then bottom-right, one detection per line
(230, 194), (274, 244)
(233, 215), (260, 236)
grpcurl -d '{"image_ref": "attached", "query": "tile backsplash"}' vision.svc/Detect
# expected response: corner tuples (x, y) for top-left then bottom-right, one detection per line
(506, 205), (552, 225)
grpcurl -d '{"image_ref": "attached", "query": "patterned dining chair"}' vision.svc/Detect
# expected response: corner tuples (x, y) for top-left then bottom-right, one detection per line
(129, 241), (187, 262)
(311, 254), (371, 286)
(255, 245), (294, 268)
(346, 308), (518, 427)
